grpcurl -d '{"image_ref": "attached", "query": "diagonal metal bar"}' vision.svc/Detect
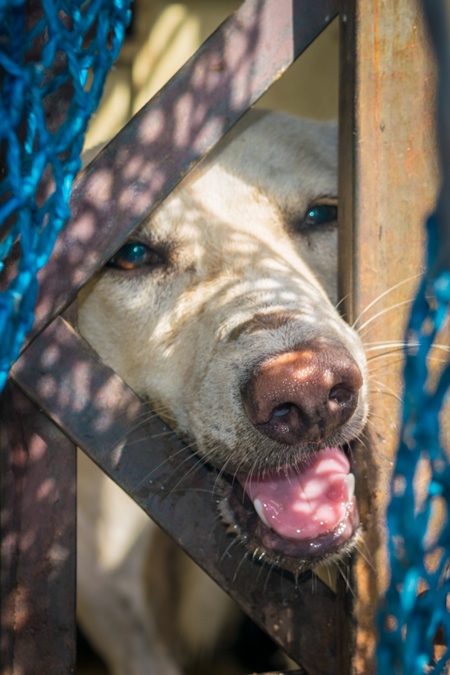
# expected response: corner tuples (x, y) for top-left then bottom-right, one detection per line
(11, 316), (344, 675)
(19, 0), (338, 344)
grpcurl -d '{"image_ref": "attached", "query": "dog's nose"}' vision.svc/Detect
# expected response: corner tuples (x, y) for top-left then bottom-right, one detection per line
(241, 341), (363, 445)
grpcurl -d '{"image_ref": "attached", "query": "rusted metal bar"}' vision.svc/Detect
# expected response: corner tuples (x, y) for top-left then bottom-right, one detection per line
(12, 316), (342, 675)
(338, 0), (437, 672)
(0, 382), (76, 675)
(25, 0), (338, 342)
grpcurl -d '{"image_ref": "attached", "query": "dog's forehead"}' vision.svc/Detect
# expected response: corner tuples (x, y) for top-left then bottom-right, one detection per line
(206, 110), (338, 188)
(142, 110), (337, 247)
(190, 109), (337, 223)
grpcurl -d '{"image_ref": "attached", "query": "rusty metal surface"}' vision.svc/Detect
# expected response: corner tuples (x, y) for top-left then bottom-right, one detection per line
(338, 0), (437, 672)
(25, 0), (338, 342)
(0, 382), (76, 675)
(12, 316), (344, 675)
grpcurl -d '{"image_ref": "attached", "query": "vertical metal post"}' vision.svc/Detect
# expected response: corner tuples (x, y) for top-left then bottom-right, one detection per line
(339, 0), (437, 672)
(0, 0), (81, 667)
(0, 383), (76, 675)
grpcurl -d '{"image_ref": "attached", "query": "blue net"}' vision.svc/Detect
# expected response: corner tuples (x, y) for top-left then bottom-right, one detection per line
(0, 0), (131, 392)
(377, 219), (450, 673)
(377, 0), (450, 669)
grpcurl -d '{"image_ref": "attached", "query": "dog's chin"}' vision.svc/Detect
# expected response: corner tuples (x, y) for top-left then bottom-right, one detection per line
(217, 444), (360, 575)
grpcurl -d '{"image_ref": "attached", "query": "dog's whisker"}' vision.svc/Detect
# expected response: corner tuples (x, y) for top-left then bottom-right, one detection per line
(165, 452), (215, 497)
(354, 431), (370, 452)
(104, 409), (174, 454)
(210, 449), (246, 496)
(358, 424), (393, 465)
(363, 341), (449, 356)
(366, 351), (407, 364)
(142, 405), (178, 424)
(364, 343), (411, 353)
(368, 354), (448, 377)
(366, 413), (392, 426)
(325, 562), (334, 589)
(352, 272), (421, 329)
(336, 562), (356, 600)
(358, 537), (376, 572)
(146, 429), (177, 440)
(232, 550), (250, 583)
(362, 340), (448, 350)
(357, 298), (414, 335)
(367, 357), (407, 374)
(219, 536), (239, 564)
(263, 562), (277, 594)
(130, 441), (200, 493)
(369, 388), (404, 404)
(334, 292), (352, 312)
(369, 378), (404, 404)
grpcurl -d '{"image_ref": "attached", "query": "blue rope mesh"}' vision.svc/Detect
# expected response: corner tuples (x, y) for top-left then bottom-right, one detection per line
(377, 0), (450, 669)
(0, 0), (131, 392)
(377, 219), (450, 673)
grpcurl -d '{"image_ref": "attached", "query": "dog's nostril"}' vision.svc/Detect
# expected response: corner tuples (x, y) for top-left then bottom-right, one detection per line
(329, 384), (355, 406)
(272, 404), (292, 418)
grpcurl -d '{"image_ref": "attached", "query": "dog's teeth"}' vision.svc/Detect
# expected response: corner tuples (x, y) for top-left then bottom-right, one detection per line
(254, 498), (271, 527)
(345, 473), (355, 502)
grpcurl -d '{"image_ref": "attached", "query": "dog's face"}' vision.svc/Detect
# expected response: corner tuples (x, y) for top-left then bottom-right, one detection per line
(78, 110), (368, 573)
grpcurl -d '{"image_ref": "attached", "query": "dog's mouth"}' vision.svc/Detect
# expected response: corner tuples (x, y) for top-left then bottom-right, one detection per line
(218, 445), (360, 573)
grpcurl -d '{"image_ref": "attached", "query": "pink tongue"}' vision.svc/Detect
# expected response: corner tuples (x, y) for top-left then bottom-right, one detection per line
(240, 448), (353, 541)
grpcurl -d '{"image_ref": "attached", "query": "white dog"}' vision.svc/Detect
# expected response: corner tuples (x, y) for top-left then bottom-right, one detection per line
(77, 109), (368, 674)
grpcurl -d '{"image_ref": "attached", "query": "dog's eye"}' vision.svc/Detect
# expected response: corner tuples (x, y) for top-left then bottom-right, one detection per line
(106, 242), (163, 270)
(303, 204), (338, 228)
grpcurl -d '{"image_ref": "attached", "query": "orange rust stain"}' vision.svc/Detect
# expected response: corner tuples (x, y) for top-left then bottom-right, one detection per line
(12, 583), (30, 631)
(405, 143), (418, 176)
